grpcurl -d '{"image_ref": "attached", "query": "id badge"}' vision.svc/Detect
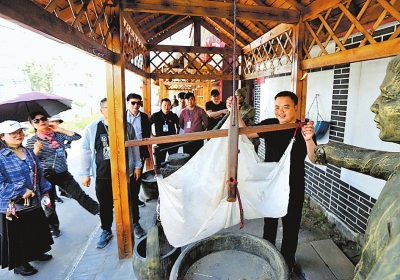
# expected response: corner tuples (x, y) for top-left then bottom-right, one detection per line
(186, 121), (191, 129)
(163, 124), (169, 132)
(103, 147), (110, 160)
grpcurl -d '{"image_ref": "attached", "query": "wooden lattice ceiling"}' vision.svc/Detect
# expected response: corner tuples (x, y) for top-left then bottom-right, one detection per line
(1, 0), (399, 83)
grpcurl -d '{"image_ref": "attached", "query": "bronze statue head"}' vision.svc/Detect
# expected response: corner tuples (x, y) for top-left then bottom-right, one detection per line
(370, 54), (400, 144)
(235, 88), (247, 105)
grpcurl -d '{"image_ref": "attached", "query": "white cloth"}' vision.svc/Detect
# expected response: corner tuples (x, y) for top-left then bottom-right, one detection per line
(158, 123), (293, 247)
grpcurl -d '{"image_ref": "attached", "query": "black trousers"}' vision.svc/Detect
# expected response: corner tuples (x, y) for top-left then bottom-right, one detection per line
(129, 158), (145, 224)
(47, 170), (99, 215)
(183, 140), (203, 159)
(43, 184), (60, 231)
(95, 178), (113, 232)
(263, 189), (305, 270)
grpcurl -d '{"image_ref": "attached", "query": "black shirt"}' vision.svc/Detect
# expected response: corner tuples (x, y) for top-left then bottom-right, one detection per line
(149, 110), (179, 137)
(206, 101), (227, 130)
(95, 121), (111, 179)
(257, 118), (317, 191)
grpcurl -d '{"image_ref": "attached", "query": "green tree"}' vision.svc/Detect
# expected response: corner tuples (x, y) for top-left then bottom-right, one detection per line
(22, 57), (65, 92)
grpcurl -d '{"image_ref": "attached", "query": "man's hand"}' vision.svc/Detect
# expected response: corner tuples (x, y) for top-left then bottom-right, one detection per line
(302, 121), (315, 142)
(133, 168), (141, 181)
(81, 176), (91, 187)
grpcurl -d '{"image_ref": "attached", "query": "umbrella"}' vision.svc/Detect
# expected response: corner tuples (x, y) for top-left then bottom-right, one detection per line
(0, 92), (72, 122)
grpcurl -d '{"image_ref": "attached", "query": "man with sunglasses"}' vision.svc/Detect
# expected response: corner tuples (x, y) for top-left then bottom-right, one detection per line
(125, 93), (149, 239)
(26, 112), (100, 238)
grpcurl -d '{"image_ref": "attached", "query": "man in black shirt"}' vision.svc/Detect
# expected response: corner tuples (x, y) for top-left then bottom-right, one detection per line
(227, 91), (316, 272)
(206, 89), (228, 130)
(149, 98), (180, 167)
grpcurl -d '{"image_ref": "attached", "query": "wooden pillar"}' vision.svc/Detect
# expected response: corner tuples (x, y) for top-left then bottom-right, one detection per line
(143, 49), (153, 170)
(159, 79), (168, 100)
(105, 5), (133, 259)
(291, 17), (308, 120)
(193, 18), (201, 46)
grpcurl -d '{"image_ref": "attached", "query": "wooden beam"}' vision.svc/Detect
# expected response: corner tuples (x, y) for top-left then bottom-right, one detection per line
(291, 19), (307, 120)
(126, 123), (299, 147)
(193, 18), (201, 46)
(201, 19), (236, 48)
(151, 73), (238, 80)
(0, 0), (115, 63)
(105, 6), (133, 259)
(210, 18), (249, 46)
(301, 38), (400, 70)
(285, 0), (304, 10)
(142, 14), (182, 38)
(377, 0), (400, 22)
(125, 61), (149, 78)
(122, 11), (148, 46)
(243, 64), (292, 80)
(302, 0), (343, 21)
(243, 23), (294, 53)
(123, 0), (299, 23)
(147, 44), (234, 54)
(146, 17), (192, 45)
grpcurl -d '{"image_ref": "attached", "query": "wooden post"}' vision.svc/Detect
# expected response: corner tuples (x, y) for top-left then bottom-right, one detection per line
(143, 49), (153, 170)
(291, 16), (308, 120)
(105, 5), (133, 259)
(226, 97), (239, 202)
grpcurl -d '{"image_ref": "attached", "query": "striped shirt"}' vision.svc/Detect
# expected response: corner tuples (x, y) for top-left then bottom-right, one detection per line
(26, 132), (81, 173)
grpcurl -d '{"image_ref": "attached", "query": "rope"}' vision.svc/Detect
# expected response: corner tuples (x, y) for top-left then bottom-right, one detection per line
(236, 185), (244, 229)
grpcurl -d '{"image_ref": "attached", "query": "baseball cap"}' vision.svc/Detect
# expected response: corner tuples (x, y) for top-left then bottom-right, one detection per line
(211, 89), (219, 96)
(0, 120), (28, 134)
(48, 114), (64, 123)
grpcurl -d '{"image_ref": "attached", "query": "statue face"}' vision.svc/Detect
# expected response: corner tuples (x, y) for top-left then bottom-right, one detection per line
(235, 92), (245, 105)
(370, 68), (400, 143)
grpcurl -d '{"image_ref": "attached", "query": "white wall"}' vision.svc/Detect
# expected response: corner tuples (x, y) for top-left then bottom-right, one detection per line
(259, 75), (292, 119)
(340, 58), (400, 198)
(306, 70), (334, 145)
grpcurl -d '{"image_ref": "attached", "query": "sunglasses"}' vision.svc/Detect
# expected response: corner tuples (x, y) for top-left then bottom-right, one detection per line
(130, 101), (142, 106)
(32, 117), (48, 124)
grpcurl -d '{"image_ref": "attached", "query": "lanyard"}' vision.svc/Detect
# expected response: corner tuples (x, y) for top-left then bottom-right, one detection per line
(102, 121), (109, 136)
(187, 108), (194, 120)
(161, 113), (168, 124)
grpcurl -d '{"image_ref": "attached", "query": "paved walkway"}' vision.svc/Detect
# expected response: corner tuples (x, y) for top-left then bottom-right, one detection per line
(67, 197), (352, 280)
(68, 199), (269, 280)
(67, 199), (159, 280)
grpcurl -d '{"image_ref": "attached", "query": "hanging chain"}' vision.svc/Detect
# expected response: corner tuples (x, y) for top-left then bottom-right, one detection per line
(305, 94), (323, 121)
(231, 0), (238, 126)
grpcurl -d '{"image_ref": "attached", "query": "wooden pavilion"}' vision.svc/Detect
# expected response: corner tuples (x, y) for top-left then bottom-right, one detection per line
(1, 0), (399, 259)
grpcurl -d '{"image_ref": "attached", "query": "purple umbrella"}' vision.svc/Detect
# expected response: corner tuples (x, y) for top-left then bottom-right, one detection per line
(0, 92), (72, 122)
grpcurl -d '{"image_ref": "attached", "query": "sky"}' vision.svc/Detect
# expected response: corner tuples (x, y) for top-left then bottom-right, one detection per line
(0, 17), (143, 118)
(0, 17), (205, 118)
